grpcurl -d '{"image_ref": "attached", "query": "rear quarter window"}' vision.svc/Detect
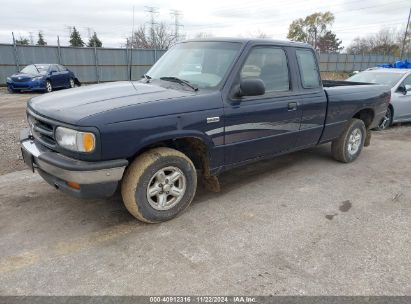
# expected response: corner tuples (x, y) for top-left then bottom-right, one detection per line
(296, 49), (321, 89)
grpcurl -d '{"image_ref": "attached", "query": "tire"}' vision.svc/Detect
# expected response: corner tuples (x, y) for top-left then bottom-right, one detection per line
(7, 86), (16, 94)
(69, 78), (75, 88)
(375, 106), (392, 131)
(121, 147), (197, 223)
(331, 118), (366, 163)
(45, 80), (52, 93)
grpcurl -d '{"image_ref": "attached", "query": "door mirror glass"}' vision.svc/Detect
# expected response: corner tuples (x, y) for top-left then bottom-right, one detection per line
(397, 85), (407, 94)
(238, 78), (265, 97)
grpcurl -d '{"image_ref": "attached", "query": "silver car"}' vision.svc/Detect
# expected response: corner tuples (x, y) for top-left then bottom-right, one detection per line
(347, 68), (411, 130)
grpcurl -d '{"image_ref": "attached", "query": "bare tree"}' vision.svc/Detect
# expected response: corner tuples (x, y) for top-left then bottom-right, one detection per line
(127, 22), (176, 49)
(347, 28), (402, 55)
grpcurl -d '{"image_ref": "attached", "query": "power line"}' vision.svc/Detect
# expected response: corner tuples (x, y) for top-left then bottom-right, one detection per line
(170, 10), (184, 41)
(187, 0), (409, 30)
(145, 6), (159, 44)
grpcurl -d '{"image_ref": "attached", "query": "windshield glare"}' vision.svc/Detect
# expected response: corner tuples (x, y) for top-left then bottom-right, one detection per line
(347, 71), (405, 88)
(20, 64), (50, 75)
(146, 42), (242, 89)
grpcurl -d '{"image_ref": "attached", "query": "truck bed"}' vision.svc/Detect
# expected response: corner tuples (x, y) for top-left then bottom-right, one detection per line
(320, 80), (391, 143)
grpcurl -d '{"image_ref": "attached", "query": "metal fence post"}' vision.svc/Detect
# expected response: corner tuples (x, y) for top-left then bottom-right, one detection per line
(57, 36), (62, 64)
(94, 46), (100, 83)
(11, 32), (20, 72)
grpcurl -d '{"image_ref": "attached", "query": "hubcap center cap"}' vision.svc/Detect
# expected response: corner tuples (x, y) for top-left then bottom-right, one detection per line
(163, 184), (171, 192)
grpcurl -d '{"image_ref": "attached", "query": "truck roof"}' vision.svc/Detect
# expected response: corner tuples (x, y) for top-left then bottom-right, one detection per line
(183, 37), (312, 48)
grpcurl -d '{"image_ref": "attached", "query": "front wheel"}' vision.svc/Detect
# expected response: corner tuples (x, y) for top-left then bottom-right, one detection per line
(331, 118), (366, 163)
(7, 86), (16, 93)
(121, 147), (197, 223)
(375, 107), (392, 131)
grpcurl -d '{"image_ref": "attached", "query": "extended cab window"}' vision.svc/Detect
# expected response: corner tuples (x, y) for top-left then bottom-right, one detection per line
(296, 49), (321, 88)
(241, 47), (290, 92)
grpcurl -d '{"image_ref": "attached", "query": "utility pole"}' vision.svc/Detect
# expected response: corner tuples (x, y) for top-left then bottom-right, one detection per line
(29, 32), (34, 45)
(129, 6), (135, 80)
(170, 10), (183, 42)
(145, 6), (159, 47)
(11, 32), (20, 71)
(400, 7), (411, 60)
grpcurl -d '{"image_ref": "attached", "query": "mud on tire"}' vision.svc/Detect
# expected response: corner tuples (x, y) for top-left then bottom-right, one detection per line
(331, 118), (366, 163)
(121, 147), (197, 223)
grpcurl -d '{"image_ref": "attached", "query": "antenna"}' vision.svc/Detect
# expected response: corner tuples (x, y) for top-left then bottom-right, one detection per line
(170, 10), (183, 42)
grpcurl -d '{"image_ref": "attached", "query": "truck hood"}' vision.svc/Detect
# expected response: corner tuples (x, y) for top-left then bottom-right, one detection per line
(28, 81), (196, 124)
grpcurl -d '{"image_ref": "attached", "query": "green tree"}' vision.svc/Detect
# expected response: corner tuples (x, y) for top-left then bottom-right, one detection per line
(87, 32), (102, 47)
(317, 31), (343, 52)
(69, 27), (84, 47)
(37, 31), (47, 46)
(15, 36), (30, 45)
(287, 11), (341, 51)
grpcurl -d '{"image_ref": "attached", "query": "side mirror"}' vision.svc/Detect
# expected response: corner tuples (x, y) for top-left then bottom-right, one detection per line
(237, 78), (265, 97)
(397, 85), (407, 95)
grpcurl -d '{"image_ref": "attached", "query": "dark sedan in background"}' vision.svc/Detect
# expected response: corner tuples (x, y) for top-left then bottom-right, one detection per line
(6, 64), (80, 93)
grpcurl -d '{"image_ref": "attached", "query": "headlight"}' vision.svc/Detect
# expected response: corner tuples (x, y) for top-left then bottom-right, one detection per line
(31, 76), (43, 81)
(55, 127), (96, 153)
(6, 77), (11, 82)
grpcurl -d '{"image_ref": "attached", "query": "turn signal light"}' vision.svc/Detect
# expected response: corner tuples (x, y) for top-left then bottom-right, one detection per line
(82, 133), (95, 152)
(67, 181), (81, 190)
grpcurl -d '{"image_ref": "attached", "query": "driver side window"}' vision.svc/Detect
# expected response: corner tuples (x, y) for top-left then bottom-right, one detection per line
(240, 47), (290, 93)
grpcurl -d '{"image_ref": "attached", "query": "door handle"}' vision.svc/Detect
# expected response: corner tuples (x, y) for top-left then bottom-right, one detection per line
(288, 102), (298, 111)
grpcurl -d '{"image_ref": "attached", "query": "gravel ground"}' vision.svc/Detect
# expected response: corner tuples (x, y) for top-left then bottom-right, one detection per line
(0, 91), (410, 295)
(0, 89), (40, 175)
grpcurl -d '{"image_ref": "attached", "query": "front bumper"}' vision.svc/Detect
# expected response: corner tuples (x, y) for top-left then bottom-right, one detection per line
(7, 80), (46, 92)
(20, 129), (128, 198)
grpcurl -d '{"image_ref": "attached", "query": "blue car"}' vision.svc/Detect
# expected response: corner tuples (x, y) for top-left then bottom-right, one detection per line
(6, 64), (80, 93)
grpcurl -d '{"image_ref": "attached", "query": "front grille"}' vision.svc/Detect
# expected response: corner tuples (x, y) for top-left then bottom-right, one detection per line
(27, 111), (57, 148)
(12, 77), (31, 82)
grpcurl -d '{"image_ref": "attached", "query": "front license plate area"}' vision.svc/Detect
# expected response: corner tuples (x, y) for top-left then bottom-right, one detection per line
(21, 148), (34, 172)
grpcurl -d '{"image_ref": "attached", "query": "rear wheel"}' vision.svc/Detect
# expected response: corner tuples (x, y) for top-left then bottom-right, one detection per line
(45, 80), (52, 93)
(331, 118), (366, 163)
(375, 107), (392, 131)
(121, 147), (197, 223)
(69, 78), (75, 88)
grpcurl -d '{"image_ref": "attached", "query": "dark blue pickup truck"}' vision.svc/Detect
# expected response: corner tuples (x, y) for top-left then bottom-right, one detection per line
(20, 38), (390, 223)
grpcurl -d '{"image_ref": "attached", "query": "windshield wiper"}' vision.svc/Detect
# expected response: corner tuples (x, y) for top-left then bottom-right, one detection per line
(159, 76), (198, 91)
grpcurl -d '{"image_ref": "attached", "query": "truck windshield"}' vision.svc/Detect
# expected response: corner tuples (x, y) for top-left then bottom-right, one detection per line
(146, 41), (242, 89)
(347, 71), (405, 88)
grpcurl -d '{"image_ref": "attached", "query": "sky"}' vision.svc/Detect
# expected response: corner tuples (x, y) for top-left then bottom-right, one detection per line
(0, 0), (410, 49)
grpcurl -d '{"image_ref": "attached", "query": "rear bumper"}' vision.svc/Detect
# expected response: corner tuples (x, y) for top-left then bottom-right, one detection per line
(20, 129), (128, 198)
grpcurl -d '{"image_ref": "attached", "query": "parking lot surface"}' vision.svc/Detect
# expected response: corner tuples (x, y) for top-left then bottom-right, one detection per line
(0, 90), (410, 295)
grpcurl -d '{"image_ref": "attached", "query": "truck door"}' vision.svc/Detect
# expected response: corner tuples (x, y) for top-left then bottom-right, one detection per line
(293, 49), (328, 147)
(223, 46), (302, 165)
